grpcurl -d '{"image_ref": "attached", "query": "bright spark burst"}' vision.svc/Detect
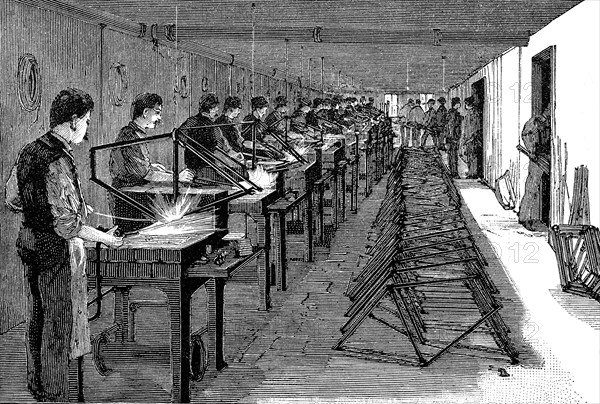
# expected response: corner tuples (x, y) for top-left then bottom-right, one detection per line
(150, 187), (203, 224)
(248, 165), (278, 188)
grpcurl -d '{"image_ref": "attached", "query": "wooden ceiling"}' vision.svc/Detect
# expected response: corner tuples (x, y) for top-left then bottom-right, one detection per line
(76, 0), (583, 93)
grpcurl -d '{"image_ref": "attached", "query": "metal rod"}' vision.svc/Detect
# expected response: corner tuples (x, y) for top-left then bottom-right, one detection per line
(172, 129), (179, 202)
(424, 307), (500, 367)
(186, 189), (250, 215)
(252, 123), (257, 169)
(177, 131), (255, 186)
(285, 39), (289, 99)
(177, 136), (261, 191)
(90, 178), (157, 219)
(90, 132), (172, 152)
(321, 56), (324, 97)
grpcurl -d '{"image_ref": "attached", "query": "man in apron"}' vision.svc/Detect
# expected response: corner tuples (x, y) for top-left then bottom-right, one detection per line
(5, 88), (123, 401)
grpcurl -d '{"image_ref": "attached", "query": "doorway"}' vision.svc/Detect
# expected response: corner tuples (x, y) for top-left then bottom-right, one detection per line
(531, 46), (555, 227)
(470, 78), (485, 178)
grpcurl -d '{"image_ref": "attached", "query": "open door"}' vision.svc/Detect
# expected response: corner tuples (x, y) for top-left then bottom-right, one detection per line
(470, 78), (485, 178)
(531, 46), (555, 227)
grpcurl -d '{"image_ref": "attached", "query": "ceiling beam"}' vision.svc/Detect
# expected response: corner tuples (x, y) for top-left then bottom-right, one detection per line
(174, 26), (530, 46)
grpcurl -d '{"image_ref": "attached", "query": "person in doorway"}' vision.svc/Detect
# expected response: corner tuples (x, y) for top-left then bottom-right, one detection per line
(5, 88), (123, 402)
(433, 96), (448, 150)
(461, 96), (483, 178)
(109, 93), (194, 231)
(518, 106), (552, 231)
(445, 97), (463, 178)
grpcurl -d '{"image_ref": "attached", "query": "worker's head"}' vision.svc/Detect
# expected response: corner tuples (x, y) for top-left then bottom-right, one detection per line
(223, 96), (242, 119)
(297, 97), (311, 112)
(437, 96), (446, 105)
(407, 98), (414, 104)
(322, 98), (332, 110)
(451, 97), (461, 109)
(199, 93), (220, 118)
(251, 96), (269, 118)
(49, 88), (94, 144)
(313, 98), (324, 110)
(414, 99), (421, 106)
(464, 96), (475, 109)
(274, 96), (288, 113)
(131, 93), (163, 129)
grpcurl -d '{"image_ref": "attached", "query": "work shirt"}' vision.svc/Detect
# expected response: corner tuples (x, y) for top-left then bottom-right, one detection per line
(179, 113), (223, 171)
(290, 109), (309, 134)
(398, 103), (414, 123)
(215, 114), (244, 154)
(109, 121), (164, 189)
(241, 113), (268, 142)
(12, 131), (91, 361)
(408, 105), (425, 127)
(433, 105), (448, 131)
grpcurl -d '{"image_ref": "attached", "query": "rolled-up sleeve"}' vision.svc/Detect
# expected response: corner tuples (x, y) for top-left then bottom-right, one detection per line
(46, 158), (85, 239)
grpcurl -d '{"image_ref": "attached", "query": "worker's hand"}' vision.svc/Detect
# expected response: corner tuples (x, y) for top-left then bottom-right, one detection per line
(178, 169), (194, 183)
(106, 236), (123, 248)
(106, 225), (119, 236)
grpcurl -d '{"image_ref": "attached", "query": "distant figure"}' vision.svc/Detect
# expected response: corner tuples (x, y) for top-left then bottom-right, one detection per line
(518, 106), (552, 231)
(179, 93), (233, 185)
(242, 96), (283, 160)
(397, 98), (414, 146)
(433, 96), (448, 150)
(290, 97), (312, 136)
(445, 97), (463, 178)
(421, 98), (437, 146)
(407, 99), (425, 147)
(264, 95), (289, 149)
(5, 88), (122, 402)
(461, 96), (483, 178)
(215, 95), (245, 155)
(306, 98), (323, 129)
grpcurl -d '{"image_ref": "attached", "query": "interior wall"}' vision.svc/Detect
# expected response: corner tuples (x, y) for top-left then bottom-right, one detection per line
(449, 0), (599, 226)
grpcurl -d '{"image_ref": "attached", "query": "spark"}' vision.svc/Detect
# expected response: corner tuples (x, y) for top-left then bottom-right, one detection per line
(248, 165), (278, 188)
(150, 187), (202, 224)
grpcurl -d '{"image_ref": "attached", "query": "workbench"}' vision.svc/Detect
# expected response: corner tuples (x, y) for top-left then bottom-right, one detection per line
(86, 214), (254, 403)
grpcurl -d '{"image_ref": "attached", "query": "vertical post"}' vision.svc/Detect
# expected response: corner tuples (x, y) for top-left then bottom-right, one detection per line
(308, 58), (312, 96)
(320, 57), (324, 97)
(252, 123), (257, 169)
(338, 70), (341, 90)
(251, 2), (256, 97)
(285, 39), (289, 99)
(300, 45), (304, 95)
(172, 129), (179, 202)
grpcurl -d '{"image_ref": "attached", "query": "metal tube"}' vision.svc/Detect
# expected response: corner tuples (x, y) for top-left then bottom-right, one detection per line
(90, 178), (157, 219)
(252, 123), (257, 169)
(172, 129), (179, 202)
(90, 132), (172, 152)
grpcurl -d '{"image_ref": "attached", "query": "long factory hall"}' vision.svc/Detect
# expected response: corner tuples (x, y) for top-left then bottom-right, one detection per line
(2, 152), (598, 403)
(1, 0), (599, 403)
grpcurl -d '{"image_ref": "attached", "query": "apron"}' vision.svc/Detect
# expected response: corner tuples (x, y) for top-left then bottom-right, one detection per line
(68, 236), (92, 359)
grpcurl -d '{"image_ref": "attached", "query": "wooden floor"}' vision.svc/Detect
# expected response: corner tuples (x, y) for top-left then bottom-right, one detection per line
(1, 168), (596, 403)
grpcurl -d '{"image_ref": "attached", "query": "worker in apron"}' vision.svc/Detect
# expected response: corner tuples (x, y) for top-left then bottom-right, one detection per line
(5, 88), (123, 402)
